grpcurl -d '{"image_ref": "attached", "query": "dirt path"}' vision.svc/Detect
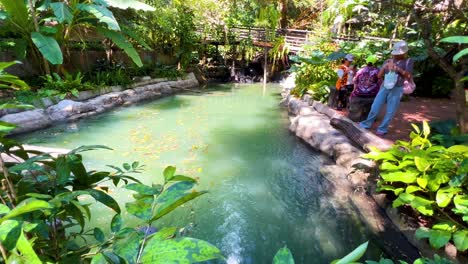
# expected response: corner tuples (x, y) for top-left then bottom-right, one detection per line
(337, 96), (457, 142)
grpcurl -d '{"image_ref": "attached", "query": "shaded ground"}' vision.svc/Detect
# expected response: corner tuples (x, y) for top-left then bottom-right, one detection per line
(336, 96), (457, 143)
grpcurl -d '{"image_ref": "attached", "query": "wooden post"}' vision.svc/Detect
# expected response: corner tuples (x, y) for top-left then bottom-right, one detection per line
(263, 47), (268, 86)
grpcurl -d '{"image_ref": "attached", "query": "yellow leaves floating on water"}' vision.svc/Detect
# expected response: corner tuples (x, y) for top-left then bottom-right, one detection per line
(190, 143), (208, 153)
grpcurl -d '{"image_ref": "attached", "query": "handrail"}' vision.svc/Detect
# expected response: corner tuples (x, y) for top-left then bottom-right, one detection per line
(196, 26), (399, 53)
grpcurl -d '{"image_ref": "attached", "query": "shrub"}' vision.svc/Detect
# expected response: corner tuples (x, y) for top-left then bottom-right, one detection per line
(363, 122), (468, 252)
(0, 142), (223, 263)
(40, 72), (92, 98)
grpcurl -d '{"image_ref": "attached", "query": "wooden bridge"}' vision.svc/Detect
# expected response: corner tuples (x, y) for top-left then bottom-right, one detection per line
(197, 26), (313, 53)
(197, 26), (396, 54)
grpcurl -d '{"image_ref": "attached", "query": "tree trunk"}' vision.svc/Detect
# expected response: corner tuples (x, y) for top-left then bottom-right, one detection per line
(454, 71), (467, 133)
(279, 0), (288, 29)
(412, 7), (467, 133)
(28, 0), (50, 75)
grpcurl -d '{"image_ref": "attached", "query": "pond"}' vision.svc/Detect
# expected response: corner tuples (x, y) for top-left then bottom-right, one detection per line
(17, 83), (380, 263)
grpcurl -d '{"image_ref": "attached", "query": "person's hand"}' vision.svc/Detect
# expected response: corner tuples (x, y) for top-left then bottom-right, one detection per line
(387, 60), (394, 70)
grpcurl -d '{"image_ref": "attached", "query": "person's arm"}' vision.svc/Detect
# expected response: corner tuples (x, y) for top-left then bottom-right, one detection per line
(377, 60), (389, 79)
(394, 58), (413, 79)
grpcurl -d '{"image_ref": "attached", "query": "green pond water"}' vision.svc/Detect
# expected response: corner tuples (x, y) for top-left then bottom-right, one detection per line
(18, 83), (380, 263)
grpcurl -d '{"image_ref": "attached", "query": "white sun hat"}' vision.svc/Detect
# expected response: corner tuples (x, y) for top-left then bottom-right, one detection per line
(391, 41), (409, 55)
(344, 54), (354, 61)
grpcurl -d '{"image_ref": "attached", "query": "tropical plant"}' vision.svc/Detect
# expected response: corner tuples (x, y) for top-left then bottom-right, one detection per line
(0, 61), (29, 90)
(0, 0), (155, 74)
(40, 72), (91, 98)
(270, 36), (290, 72)
(271, 241), (456, 264)
(0, 136), (224, 262)
(363, 121), (468, 252)
(90, 69), (133, 88)
(306, 81), (332, 103)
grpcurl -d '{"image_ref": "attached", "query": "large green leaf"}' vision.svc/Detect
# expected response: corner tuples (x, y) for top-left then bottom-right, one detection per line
(380, 171), (418, 184)
(0, 120), (16, 133)
(87, 189), (121, 213)
(454, 195), (468, 211)
(152, 181), (207, 221)
(428, 230), (452, 249)
(94, 227), (106, 243)
(416, 227), (452, 249)
(447, 145), (468, 154)
(453, 48), (468, 63)
(414, 157), (431, 172)
(0, 0), (32, 32)
(55, 155), (71, 185)
(140, 237), (223, 263)
(50, 2), (73, 23)
(97, 27), (143, 67)
(69, 145), (113, 154)
(113, 230), (143, 264)
(163, 166), (176, 182)
(393, 193), (433, 215)
(122, 25), (152, 50)
(15, 230), (42, 264)
(104, 0), (155, 11)
(0, 198), (51, 224)
(0, 219), (21, 250)
(70, 200), (87, 231)
(436, 187), (461, 208)
(453, 230), (468, 251)
(125, 196), (154, 221)
(441, 36), (468, 44)
(77, 4), (120, 31)
(91, 253), (107, 264)
(111, 214), (122, 233)
(332, 241), (368, 264)
(31, 32), (63, 65)
(0, 62), (30, 89)
(0, 61), (17, 71)
(125, 183), (161, 195)
(273, 246), (295, 264)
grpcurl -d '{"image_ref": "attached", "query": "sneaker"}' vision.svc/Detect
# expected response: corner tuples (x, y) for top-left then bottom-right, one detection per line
(358, 123), (369, 130)
(375, 131), (387, 136)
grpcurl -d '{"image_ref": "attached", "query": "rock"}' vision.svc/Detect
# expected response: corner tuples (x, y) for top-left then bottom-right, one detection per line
(1, 109), (51, 134)
(5, 72), (200, 136)
(46, 100), (97, 121)
(302, 94), (313, 105)
(76, 90), (99, 101)
(161, 84), (173, 95)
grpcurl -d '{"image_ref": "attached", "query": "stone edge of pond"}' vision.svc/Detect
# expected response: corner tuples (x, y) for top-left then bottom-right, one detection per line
(2, 73), (200, 136)
(279, 87), (465, 263)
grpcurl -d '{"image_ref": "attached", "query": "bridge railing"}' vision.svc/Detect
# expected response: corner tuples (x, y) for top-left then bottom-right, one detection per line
(196, 26), (396, 53)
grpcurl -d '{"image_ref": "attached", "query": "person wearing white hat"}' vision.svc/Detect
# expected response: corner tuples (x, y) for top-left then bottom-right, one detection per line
(359, 41), (414, 135)
(333, 53), (355, 110)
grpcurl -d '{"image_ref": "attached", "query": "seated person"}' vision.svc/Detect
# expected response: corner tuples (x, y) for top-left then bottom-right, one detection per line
(348, 55), (380, 122)
(329, 54), (354, 110)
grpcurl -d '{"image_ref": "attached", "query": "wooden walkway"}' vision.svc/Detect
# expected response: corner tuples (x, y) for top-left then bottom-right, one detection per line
(197, 26), (311, 53)
(197, 26), (396, 54)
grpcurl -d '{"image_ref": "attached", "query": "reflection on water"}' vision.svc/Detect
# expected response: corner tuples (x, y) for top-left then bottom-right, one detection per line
(17, 83), (379, 263)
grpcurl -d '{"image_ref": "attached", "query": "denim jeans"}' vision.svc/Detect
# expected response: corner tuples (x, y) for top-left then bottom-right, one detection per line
(359, 85), (403, 133)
